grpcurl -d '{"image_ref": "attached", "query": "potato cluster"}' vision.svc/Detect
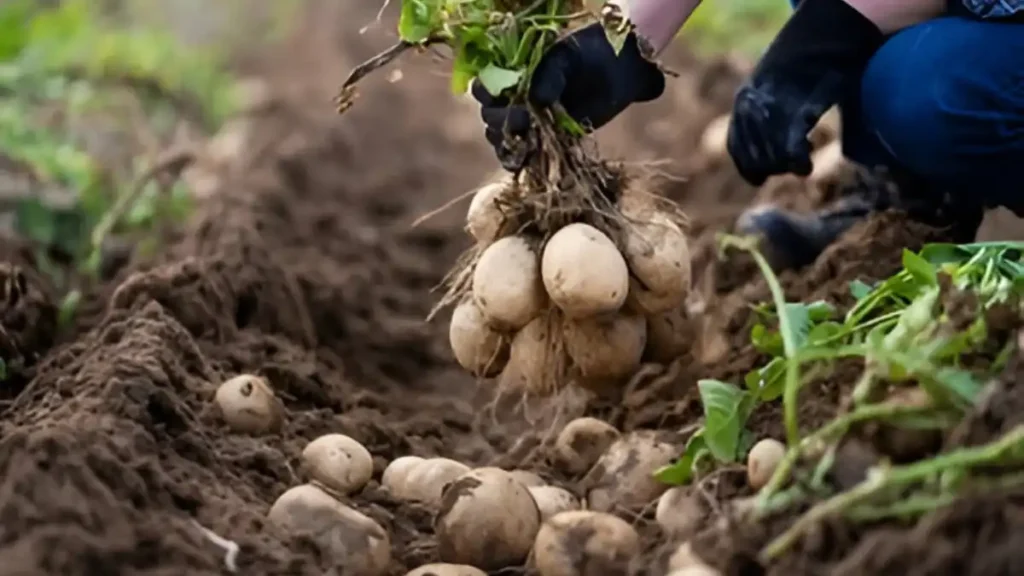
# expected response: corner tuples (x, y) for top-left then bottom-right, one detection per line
(449, 178), (693, 394)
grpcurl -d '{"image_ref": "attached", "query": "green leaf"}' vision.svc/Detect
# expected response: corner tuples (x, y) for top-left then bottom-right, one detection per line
(698, 379), (756, 463)
(654, 430), (709, 486)
(476, 64), (522, 97)
(750, 323), (782, 356)
(849, 279), (873, 301)
(398, 0), (438, 43)
(14, 198), (57, 245)
(746, 357), (785, 401)
(902, 248), (938, 286)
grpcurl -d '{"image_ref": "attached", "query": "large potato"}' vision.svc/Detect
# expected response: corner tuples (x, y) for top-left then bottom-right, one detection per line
(449, 298), (509, 377)
(563, 313), (646, 382)
(622, 213), (691, 315)
(472, 235), (547, 330)
(466, 180), (514, 244)
(541, 223), (629, 319)
(533, 510), (640, 576)
(498, 315), (564, 395)
(268, 484), (390, 576)
(585, 431), (677, 512)
(435, 467), (541, 570)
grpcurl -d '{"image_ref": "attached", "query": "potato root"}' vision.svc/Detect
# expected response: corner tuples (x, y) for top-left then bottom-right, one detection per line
(214, 374), (284, 434)
(533, 510), (640, 576)
(563, 313), (646, 382)
(435, 467), (541, 569)
(402, 458), (472, 506)
(585, 431), (677, 512)
(541, 223), (629, 319)
(449, 299), (509, 377)
(528, 485), (582, 521)
(268, 484), (390, 576)
(622, 213), (691, 315)
(302, 434), (374, 495)
(746, 438), (786, 490)
(553, 417), (620, 475)
(655, 486), (705, 537)
(472, 235), (547, 330)
(406, 564), (488, 576)
(498, 315), (564, 395)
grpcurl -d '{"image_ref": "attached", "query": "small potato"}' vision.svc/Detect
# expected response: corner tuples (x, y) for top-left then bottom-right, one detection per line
(302, 434), (374, 495)
(554, 417), (620, 475)
(541, 223), (629, 319)
(466, 180), (513, 243)
(529, 486), (581, 521)
(668, 566), (722, 576)
(472, 235), (547, 330)
(509, 469), (546, 487)
(622, 213), (691, 315)
(585, 431), (677, 512)
(746, 438), (786, 490)
(498, 315), (563, 395)
(533, 510), (640, 576)
(382, 456), (425, 497)
(644, 306), (692, 363)
(563, 313), (646, 382)
(268, 484), (390, 576)
(667, 542), (703, 572)
(449, 299), (509, 377)
(406, 564), (488, 576)
(214, 374), (283, 434)
(435, 467), (541, 569)
(402, 458), (472, 506)
(655, 487), (705, 537)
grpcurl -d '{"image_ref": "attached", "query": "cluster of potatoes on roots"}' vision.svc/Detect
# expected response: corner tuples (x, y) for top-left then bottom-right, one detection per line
(449, 177), (693, 394)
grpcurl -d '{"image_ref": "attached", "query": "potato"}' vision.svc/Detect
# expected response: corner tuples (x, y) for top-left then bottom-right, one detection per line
(498, 315), (563, 395)
(302, 434), (374, 495)
(699, 114), (730, 159)
(668, 566), (722, 576)
(466, 181), (512, 243)
(622, 213), (691, 315)
(435, 467), (541, 569)
(644, 306), (691, 363)
(746, 438), (786, 490)
(529, 486), (581, 521)
(402, 458), (472, 506)
(472, 235), (547, 330)
(382, 456), (425, 497)
(406, 564), (488, 576)
(655, 487), (705, 537)
(214, 374), (284, 434)
(268, 484), (390, 576)
(563, 314), (646, 382)
(509, 469), (546, 487)
(667, 542), (703, 572)
(541, 223), (629, 319)
(533, 510), (640, 576)
(554, 417), (620, 475)
(585, 431), (677, 512)
(449, 299), (509, 377)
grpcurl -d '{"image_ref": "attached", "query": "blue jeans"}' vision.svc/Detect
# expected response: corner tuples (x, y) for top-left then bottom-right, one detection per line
(785, 1), (1024, 215)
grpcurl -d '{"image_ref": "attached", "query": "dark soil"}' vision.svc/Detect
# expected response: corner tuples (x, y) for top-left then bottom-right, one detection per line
(1, 2), (1022, 575)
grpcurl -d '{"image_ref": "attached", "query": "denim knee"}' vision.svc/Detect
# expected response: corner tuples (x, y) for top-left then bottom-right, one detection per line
(855, 17), (1024, 204)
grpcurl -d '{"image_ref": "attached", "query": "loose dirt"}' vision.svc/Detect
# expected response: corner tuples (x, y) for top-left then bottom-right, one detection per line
(1, 2), (1022, 575)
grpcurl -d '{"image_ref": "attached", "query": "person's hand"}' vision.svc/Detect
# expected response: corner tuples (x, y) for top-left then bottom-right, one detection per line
(726, 83), (817, 187)
(473, 22), (665, 171)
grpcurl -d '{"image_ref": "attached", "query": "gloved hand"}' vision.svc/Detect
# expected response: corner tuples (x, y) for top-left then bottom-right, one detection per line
(727, 0), (884, 186)
(473, 22), (666, 171)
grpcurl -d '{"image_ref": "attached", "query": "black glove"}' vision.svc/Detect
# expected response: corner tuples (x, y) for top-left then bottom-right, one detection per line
(473, 22), (665, 171)
(727, 0), (884, 186)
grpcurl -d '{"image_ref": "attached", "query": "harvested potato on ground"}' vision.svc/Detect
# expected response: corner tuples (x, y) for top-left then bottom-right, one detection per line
(747, 438), (786, 490)
(498, 315), (563, 395)
(402, 458), (472, 506)
(644, 306), (691, 363)
(509, 469), (546, 487)
(268, 484), (390, 576)
(667, 542), (705, 572)
(529, 486), (581, 521)
(302, 434), (373, 495)
(214, 374), (283, 434)
(533, 510), (640, 576)
(472, 235), (547, 330)
(541, 223), (629, 318)
(622, 213), (691, 315)
(563, 313), (646, 382)
(585, 431), (677, 512)
(382, 456), (425, 497)
(655, 487), (705, 537)
(668, 566), (722, 576)
(449, 299), (510, 377)
(466, 180), (513, 243)
(406, 564), (488, 576)
(435, 467), (541, 569)
(554, 417), (620, 475)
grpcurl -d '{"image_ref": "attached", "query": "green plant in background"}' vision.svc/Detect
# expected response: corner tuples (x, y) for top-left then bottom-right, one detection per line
(681, 0), (790, 58)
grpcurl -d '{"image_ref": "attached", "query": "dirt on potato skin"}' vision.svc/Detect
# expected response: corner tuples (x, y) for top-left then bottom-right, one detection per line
(1, 2), (1023, 576)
